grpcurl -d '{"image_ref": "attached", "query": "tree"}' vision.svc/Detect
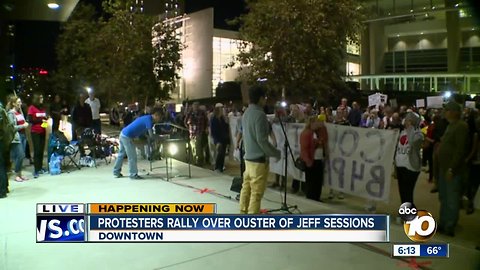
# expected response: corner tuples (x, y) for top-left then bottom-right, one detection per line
(233, 0), (365, 100)
(54, 0), (183, 106)
(53, 3), (100, 102)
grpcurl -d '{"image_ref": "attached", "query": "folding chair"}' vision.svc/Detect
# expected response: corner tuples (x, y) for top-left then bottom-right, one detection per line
(78, 128), (109, 168)
(47, 131), (81, 172)
(62, 142), (81, 171)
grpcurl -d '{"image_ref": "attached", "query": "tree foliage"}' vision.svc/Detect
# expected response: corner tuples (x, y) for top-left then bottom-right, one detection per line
(53, 0), (183, 106)
(234, 0), (365, 99)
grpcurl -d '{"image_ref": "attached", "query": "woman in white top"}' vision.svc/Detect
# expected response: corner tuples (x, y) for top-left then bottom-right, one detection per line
(395, 112), (424, 204)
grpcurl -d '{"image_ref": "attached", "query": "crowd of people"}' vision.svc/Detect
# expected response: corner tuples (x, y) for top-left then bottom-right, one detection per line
(1, 87), (479, 239)
(0, 90), (104, 198)
(232, 86), (479, 239)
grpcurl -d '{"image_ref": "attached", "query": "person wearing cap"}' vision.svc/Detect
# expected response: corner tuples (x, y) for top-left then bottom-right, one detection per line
(240, 85), (281, 214)
(394, 112), (424, 205)
(210, 103), (229, 172)
(437, 101), (469, 236)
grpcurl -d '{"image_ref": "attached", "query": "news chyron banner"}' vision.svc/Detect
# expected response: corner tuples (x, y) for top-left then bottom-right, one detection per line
(37, 203), (390, 243)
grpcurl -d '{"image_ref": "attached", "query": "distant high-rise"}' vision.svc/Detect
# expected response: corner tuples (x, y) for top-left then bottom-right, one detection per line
(165, 0), (181, 19)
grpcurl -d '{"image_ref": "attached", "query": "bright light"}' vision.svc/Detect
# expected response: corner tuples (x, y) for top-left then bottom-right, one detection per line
(85, 87), (92, 93)
(420, 32), (424, 35)
(280, 101), (287, 108)
(396, 34), (400, 37)
(135, 102), (139, 106)
(48, 3), (60, 9)
(444, 91), (452, 98)
(168, 144), (178, 156)
(470, 94), (476, 99)
(119, 102), (123, 106)
(9, 64), (13, 68)
(454, 3), (459, 7)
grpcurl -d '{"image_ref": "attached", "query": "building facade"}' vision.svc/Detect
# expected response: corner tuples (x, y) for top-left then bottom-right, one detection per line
(159, 8), (243, 102)
(354, 0), (480, 94)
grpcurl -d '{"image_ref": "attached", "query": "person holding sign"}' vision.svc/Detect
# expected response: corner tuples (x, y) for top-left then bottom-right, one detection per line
(27, 94), (48, 178)
(239, 86), (281, 214)
(300, 116), (328, 202)
(395, 112), (424, 205)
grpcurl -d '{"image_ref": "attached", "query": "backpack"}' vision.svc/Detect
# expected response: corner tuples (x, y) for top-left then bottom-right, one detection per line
(0, 106), (15, 147)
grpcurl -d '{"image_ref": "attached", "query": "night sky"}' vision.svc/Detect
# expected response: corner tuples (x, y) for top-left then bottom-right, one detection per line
(13, 0), (246, 71)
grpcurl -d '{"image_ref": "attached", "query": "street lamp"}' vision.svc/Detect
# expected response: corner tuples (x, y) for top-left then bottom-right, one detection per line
(48, 3), (60, 9)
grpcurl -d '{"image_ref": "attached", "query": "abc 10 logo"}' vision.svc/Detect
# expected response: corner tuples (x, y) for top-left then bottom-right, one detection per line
(398, 202), (437, 242)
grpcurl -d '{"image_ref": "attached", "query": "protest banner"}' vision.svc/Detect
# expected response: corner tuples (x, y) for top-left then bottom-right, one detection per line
(323, 124), (398, 201)
(230, 116), (398, 201)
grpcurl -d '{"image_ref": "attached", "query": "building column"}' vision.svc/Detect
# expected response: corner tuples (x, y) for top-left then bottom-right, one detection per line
(446, 0), (460, 73)
(360, 24), (370, 90)
(369, 21), (387, 75)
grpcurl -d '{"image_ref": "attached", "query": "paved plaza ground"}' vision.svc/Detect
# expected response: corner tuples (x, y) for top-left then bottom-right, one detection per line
(1, 148), (480, 270)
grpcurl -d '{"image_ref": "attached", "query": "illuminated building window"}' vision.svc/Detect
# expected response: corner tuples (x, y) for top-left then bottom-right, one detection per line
(212, 37), (243, 96)
(346, 62), (360, 76)
(347, 37), (360, 55)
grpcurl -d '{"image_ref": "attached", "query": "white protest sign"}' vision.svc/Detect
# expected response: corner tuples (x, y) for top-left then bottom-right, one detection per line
(466, 101), (476, 109)
(229, 116), (242, 150)
(368, 93), (388, 107)
(368, 94), (379, 107)
(323, 123), (398, 201)
(416, 99), (425, 108)
(426, 96), (443, 108)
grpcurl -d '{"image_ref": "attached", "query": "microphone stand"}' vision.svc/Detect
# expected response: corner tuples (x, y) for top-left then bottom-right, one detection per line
(268, 118), (298, 214)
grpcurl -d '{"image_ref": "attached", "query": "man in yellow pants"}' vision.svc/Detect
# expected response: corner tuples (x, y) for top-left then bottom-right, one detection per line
(240, 86), (281, 214)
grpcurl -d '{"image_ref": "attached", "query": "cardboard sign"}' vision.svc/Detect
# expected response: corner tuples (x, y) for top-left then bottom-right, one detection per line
(426, 96), (443, 109)
(416, 99), (425, 108)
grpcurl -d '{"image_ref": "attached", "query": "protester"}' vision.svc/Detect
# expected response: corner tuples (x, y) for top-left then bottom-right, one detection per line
(395, 112), (424, 204)
(431, 112), (449, 193)
(109, 104), (121, 127)
(6, 95), (29, 182)
(27, 93), (48, 178)
(465, 111), (480, 214)
(49, 94), (68, 133)
(71, 93), (92, 141)
(210, 103), (230, 172)
(185, 102), (209, 166)
(85, 90), (102, 134)
(113, 107), (164, 179)
(334, 105), (349, 125)
(300, 116), (328, 202)
(437, 101), (469, 236)
(0, 101), (12, 198)
(366, 109), (382, 128)
(240, 85), (281, 214)
(347, 102), (362, 127)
